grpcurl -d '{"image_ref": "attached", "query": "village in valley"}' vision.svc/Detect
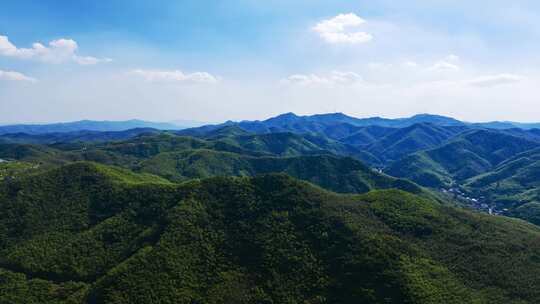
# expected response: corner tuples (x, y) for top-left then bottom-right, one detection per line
(441, 186), (506, 216)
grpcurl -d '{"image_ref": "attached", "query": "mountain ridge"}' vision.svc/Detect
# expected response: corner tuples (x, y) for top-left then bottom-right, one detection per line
(0, 119), (185, 135)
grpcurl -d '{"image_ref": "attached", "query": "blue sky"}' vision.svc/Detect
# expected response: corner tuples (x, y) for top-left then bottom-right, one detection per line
(1, 1), (540, 124)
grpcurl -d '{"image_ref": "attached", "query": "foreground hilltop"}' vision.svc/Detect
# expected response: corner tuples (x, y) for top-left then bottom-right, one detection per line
(1, 162), (540, 303)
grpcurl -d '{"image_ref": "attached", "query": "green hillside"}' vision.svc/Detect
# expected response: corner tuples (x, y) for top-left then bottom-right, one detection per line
(461, 148), (540, 221)
(366, 124), (467, 162)
(138, 149), (421, 194)
(0, 133), (394, 196)
(465, 148), (540, 194)
(387, 129), (539, 187)
(1, 163), (540, 303)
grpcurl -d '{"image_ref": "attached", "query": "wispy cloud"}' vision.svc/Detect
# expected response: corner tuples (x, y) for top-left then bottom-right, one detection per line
(425, 54), (460, 72)
(73, 55), (113, 65)
(282, 71), (362, 86)
(0, 70), (36, 82)
(130, 69), (220, 84)
(312, 13), (373, 44)
(402, 61), (419, 68)
(428, 61), (461, 72)
(0, 35), (111, 65)
(466, 74), (525, 87)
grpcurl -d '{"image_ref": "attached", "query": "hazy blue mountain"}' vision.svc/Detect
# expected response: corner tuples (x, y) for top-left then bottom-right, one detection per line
(177, 113), (468, 142)
(199, 125), (254, 139)
(495, 128), (540, 142)
(168, 119), (209, 128)
(340, 125), (398, 146)
(475, 121), (540, 130)
(395, 114), (466, 127)
(0, 119), (183, 135)
(0, 128), (162, 144)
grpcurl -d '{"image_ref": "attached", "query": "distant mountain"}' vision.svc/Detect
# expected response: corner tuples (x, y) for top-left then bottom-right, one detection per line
(200, 125), (253, 139)
(365, 123), (469, 162)
(340, 125), (397, 146)
(177, 112), (468, 141)
(475, 121), (540, 130)
(168, 119), (209, 128)
(179, 113), (540, 144)
(0, 128), (162, 144)
(464, 147), (540, 208)
(5, 114), (540, 139)
(387, 129), (540, 187)
(0, 119), (183, 135)
(395, 114), (466, 127)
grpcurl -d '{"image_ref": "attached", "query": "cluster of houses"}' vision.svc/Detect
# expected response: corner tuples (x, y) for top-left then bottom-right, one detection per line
(441, 187), (502, 215)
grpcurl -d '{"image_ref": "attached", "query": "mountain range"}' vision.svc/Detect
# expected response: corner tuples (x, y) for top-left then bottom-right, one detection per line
(3, 112), (540, 137)
(2, 112), (540, 303)
(0, 119), (185, 135)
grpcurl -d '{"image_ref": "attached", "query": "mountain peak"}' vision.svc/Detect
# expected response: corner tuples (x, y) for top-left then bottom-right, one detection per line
(276, 112), (299, 119)
(406, 114), (465, 126)
(264, 112), (301, 124)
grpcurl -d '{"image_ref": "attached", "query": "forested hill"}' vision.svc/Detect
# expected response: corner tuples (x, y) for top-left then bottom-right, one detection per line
(1, 162), (540, 303)
(0, 132), (421, 196)
(3, 114), (540, 226)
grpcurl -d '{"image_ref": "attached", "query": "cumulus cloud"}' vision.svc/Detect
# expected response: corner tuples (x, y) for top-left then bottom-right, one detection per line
(282, 71), (362, 86)
(466, 74), (525, 87)
(130, 69), (220, 84)
(312, 13), (373, 44)
(0, 70), (36, 82)
(0, 35), (111, 65)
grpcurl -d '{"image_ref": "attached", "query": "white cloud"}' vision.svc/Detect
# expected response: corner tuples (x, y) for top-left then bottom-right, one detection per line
(330, 71), (363, 84)
(426, 54), (462, 72)
(368, 62), (393, 71)
(282, 71), (362, 86)
(445, 54), (460, 62)
(428, 61), (460, 72)
(73, 55), (113, 65)
(466, 74), (525, 87)
(402, 61), (419, 68)
(130, 69), (220, 84)
(283, 74), (331, 86)
(0, 35), (111, 65)
(313, 13), (373, 44)
(0, 70), (36, 82)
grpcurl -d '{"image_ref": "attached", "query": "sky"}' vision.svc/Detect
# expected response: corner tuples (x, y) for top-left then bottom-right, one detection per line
(1, 0), (540, 124)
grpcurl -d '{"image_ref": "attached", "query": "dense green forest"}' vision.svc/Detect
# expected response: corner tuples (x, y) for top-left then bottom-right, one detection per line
(1, 162), (540, 303)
